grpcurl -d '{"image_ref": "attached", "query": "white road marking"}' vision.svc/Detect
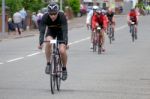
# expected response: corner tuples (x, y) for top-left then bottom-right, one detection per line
(2, 25), (127, 64)
(116, 25), (127, 31)
(27, 52), (41, 57)
(68, 37), (90, 45)
(7, 57), (24, 63)
(0, 62), (4, 65)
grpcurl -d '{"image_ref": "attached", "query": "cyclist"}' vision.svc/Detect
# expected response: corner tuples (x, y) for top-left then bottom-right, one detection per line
(127, 8), (139, 35)
(86, 5), (99, 49)
(92, 9), (108, 52)
(106, 8), (115, 40)
(38, 2), (68, 81)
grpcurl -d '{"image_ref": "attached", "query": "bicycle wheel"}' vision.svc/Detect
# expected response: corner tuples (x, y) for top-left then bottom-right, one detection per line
(109, 28), (113, 44)
(50, 56), (56, 94)
(131, 25), (135, 42)
(56, 55), (62, 91)
(98, 35), (102, 54)
(93, 32), (97, 52)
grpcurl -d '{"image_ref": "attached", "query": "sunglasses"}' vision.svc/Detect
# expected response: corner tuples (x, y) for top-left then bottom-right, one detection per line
(49, 12), (58, 16)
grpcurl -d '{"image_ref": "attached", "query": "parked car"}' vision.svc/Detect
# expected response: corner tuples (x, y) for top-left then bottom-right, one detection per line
(78, 4), (87, 17)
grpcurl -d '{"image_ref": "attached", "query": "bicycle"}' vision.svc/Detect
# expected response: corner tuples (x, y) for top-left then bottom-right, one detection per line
(92, 26), (103, 54)
(97, 26), (103, 54)
(45, 40), (63, 94)
(130, 21), (137, 42)
(107, 22), (114, 44)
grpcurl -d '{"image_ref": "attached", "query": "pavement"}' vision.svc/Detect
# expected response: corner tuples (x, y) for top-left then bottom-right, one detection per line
(0, 15), (86, 42)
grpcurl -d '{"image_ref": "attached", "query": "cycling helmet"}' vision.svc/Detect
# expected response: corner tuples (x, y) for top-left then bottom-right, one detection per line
(93, 5), (99, 10)
(96, 9), (101, 14)
(47, 2), (59, 13)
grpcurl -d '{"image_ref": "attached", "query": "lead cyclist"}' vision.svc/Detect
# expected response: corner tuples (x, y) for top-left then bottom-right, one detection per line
(38, 2), (68, 81)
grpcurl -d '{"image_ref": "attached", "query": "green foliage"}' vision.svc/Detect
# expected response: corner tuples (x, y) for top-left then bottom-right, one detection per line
(0, 0), (45, 15)
(22, 0), (44, 12)
(135, 2), (145, 9)
(68, 0), (80, 14)
(0, 0), (23, 16)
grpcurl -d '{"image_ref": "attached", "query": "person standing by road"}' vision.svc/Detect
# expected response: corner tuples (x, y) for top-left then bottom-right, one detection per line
(13, 10), (23, 35)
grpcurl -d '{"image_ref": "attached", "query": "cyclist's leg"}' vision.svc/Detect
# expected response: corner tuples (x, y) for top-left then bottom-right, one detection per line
(45, 36), (53, 74)
(45, 36), (53, 63)
(59, 43), (67, 68)
(57, 31), (68, 80)
(59, 43), (68, 81)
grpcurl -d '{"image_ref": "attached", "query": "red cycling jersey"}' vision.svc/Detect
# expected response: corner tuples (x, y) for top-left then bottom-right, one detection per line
(128, 11), (138, 22)
(91, 13), (108, 31)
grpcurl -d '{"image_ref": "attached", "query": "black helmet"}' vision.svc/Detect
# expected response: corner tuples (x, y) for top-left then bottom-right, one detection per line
(47, 3), (59, 13)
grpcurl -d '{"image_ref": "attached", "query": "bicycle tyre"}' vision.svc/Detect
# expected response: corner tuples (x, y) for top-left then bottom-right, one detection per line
(98, 36), (102, 54)
(56, 55), (62, 91)
(109, 28), (113, 44)
(93, 32), (97, 52)
(50, 56), (56, 94)
(131, 25), (135, 42)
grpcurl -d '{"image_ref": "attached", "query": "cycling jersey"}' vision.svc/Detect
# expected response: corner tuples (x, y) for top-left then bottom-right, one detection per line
(39, 12), (68, 45)
(91, 13), (107, 30)
(128, 11), (138, 22)
(106, 12), (114, 22)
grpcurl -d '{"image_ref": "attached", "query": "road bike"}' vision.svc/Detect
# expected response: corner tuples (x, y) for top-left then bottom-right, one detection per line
(130, 21), (137, 42)
(45, 40), (63, 94)
(92, 26), (103, 54)
(107, 22), (114, 44)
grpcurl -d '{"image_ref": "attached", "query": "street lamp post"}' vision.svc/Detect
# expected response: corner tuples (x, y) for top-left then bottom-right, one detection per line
(60, 0), (63, 11)
(2, 0), (5, 34)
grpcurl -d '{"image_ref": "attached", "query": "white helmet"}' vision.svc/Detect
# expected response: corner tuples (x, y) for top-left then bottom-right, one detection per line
(93, 5), (99, 10)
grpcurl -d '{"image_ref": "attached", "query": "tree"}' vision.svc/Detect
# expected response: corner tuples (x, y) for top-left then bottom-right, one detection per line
(68, 0), (80, 15)
(22, 0), (45, 12)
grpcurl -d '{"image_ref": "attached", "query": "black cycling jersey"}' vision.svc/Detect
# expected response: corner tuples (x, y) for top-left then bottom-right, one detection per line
(106, 12), (114, 22)
(39, 11), (68, 45)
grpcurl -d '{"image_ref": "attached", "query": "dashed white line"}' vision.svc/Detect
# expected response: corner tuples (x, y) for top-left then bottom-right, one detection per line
(7, 57), (24, 63)
(68, 37), (90, 45)
(27, 52), (41, 57)
(116, 25), (127, 31)
(0, 62), (4, 65)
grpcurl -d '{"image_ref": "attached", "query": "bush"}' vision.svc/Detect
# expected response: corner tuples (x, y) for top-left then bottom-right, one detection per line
(68, 0), (80, 16)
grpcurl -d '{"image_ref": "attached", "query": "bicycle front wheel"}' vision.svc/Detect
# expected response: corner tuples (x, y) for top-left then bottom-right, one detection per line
(50, 56), (56, 94)
(56, 57), (62, 91)
(131, 25), (135, 42)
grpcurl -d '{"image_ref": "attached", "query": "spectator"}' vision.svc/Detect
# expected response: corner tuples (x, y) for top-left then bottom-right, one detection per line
(8, 18), (15, 32)
(31, 12), (38, 29)
(20, 8), (27, 31)
(13, 11), (23, 35)
(37, 10), (43, 30)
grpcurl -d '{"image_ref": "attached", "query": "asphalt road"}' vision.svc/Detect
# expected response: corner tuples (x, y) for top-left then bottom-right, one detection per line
(0, 15), (150, 99)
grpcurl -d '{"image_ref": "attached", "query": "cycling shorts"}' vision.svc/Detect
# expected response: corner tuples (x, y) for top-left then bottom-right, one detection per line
(46, 29), (66, 45)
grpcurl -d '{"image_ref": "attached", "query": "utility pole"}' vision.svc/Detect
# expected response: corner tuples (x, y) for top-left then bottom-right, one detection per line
(2, 0), (5, 34)
(60, 0), (63, 11)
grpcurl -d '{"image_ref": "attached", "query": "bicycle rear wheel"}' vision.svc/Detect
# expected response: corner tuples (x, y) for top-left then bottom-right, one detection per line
(93, 32), (97, 52)
(98, 36), (102, 54)
(109, 28), (113, 44)
(50, 56), (56, 94)
(131, 25), (135, 42)
(56, 56), (62, 91)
